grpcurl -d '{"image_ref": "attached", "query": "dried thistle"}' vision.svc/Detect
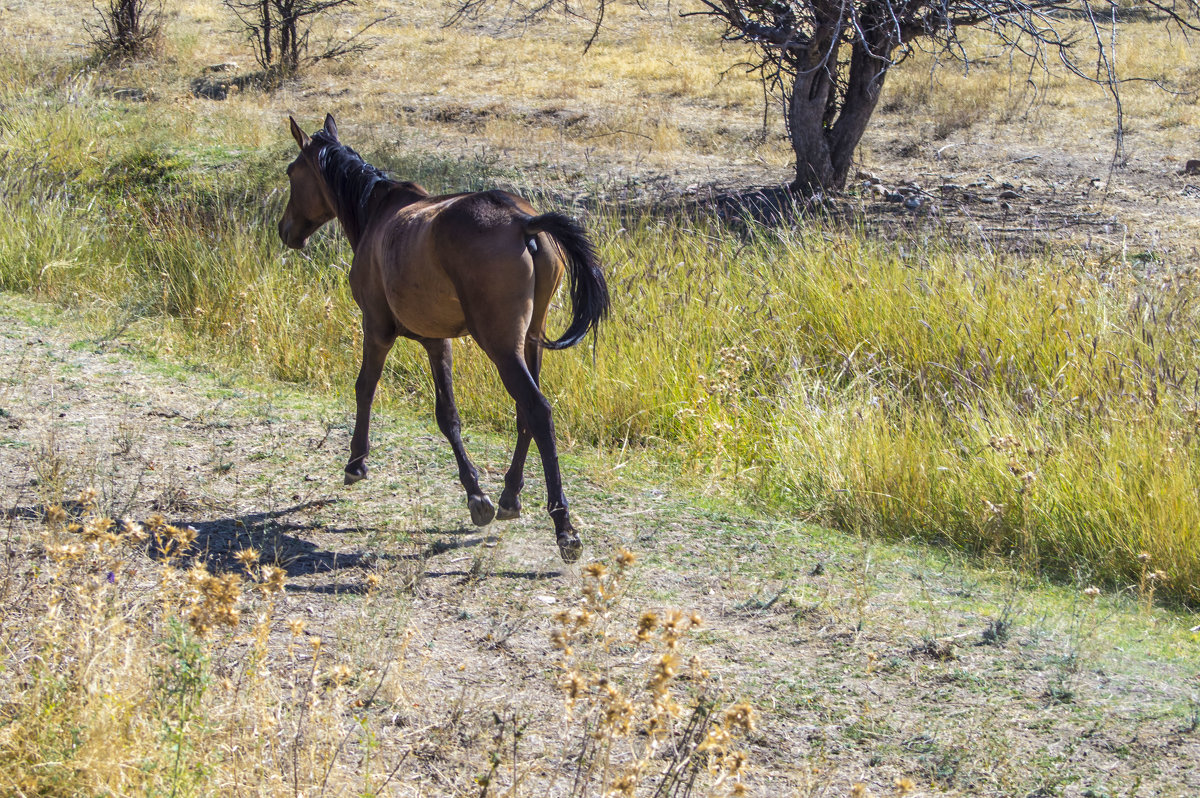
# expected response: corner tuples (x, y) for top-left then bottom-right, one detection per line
(636, 611), (658, 641)
(186, 568), (243, 637)
(45, 504), (68, 527)
(258, 565), (287, 595)
(234, 547), (261, 568)
(724, 703), (756, 734)
(76, 487), (97, 509)
(121, 518), (148, 543)
(583, 563), (608, 580)
(323, 663), (354, 687)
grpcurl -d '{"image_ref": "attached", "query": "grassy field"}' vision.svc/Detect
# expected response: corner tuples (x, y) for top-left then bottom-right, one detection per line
(3, 10), (1200, 601)
(2, 0), (1200, 793)
(3, 294), (1199, 796)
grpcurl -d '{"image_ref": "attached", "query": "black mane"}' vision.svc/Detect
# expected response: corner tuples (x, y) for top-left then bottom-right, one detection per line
(311, 130), (392, 237)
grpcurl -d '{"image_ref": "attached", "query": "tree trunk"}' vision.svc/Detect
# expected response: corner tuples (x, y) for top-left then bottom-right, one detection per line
(261, 0), (272, 66)
(280, 7), (294, 72)
(788, 39), (892, 196)
(786, 25), (840, 196)
(828, 38), (890, 189)
(787, 68), (837, 196)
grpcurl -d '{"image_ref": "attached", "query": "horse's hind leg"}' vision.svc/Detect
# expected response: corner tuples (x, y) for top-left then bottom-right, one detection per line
(496, 339), (541, 521)
(496, 431), (530, 521)
(346, 333), (395, 484)
(424, 339), (494, 527)
(492, 352), (581, 563)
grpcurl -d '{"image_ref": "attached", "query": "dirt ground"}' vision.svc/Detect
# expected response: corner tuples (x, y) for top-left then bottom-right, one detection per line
(3, 295), (1200, 796)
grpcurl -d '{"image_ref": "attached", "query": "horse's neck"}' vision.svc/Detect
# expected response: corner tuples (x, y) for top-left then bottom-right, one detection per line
(331, 176), (427, 251)
(332, 182), (384, 251)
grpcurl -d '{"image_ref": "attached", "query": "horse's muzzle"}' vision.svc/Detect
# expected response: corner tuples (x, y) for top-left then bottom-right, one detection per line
(278, 219), (306, 249)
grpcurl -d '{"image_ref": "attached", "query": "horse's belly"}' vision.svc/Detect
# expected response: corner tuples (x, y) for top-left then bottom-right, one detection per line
(388, 288), (468, 339)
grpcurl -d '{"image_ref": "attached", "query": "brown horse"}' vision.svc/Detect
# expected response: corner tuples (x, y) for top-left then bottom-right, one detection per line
(279, 115), (609, 562)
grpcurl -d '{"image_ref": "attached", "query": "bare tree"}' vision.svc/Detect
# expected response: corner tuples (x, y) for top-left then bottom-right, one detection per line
(224, 0), (392, 78)
(86, 0), (163, 60)
(455, 0), (1200, 195)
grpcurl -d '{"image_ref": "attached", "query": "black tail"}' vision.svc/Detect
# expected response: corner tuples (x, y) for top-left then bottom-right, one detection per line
(524, 212), (610, 350)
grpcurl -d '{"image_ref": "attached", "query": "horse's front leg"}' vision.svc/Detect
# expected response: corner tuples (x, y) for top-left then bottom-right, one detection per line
(424, 339), (495, 527)
(346, 334), (394, 484)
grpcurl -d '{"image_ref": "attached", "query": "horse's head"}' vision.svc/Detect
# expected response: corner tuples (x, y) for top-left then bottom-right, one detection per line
(279, 114), (338, 249)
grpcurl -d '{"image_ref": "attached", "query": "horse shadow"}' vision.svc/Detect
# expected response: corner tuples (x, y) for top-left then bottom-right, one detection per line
(8, 499), (562, 592)
(167, 500), (377, 577)
(164, 502), (563, 590)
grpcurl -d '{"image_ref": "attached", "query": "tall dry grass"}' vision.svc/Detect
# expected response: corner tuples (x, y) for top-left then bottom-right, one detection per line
(1, 486), (753, 795)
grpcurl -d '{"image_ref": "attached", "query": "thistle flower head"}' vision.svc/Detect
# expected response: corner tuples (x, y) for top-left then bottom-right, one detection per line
(583, 562), (608, 579)
(258, 565), (287, 594)
(234, 547), (261, 567)
(324, 663), (354, 687)
(121, 519), (148, 543)
(636, 611), (658, 641)
(724, 702), (756, 734)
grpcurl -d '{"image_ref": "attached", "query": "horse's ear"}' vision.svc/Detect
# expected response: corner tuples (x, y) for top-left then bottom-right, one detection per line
(289, 116), (310, 149)
(323, 114), (338, 141)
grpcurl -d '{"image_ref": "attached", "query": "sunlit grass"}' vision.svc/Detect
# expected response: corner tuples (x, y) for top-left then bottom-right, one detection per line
(4, 65), (1200, 605)
(3, 0), (1200, 611)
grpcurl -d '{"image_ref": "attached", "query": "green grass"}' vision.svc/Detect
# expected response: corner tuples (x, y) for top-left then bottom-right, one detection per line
(3, 54), (1200, 606)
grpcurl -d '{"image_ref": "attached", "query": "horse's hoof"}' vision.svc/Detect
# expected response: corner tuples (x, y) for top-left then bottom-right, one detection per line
(344, 468), (367, 485)
(468, 495), (495, 527)
(557, 532), (583, 564)
(496, 498), (521, 521)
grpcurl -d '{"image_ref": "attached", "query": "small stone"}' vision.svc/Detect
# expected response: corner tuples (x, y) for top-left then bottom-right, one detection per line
(903, 196), (923, 210)
(1183, 159), (1200, 176)
(112, 87), (147, 102)
(998, 189), (1021, 200)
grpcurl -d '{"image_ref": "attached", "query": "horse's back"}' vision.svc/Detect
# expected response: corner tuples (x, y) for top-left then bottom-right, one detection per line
(357, 190), (547, 341)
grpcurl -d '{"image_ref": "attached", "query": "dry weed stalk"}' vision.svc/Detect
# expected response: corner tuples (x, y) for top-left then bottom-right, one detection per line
(543, 548), (755, 797)
(1134, 551), (1168, 613)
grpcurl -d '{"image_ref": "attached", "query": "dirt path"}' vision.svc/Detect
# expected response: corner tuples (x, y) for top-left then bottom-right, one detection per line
(3, 295), (1199, 796)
